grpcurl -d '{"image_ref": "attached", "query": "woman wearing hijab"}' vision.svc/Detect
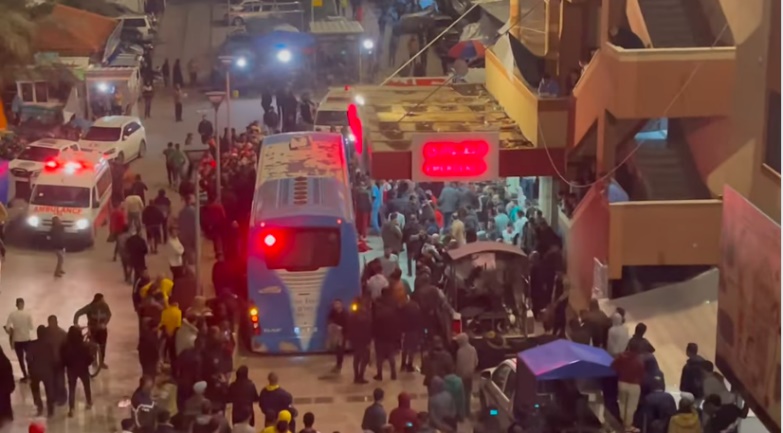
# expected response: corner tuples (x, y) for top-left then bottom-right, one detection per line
(0, 346), (14, 426)
(228, 366), (258, 426)
(61, 326), (93, 417)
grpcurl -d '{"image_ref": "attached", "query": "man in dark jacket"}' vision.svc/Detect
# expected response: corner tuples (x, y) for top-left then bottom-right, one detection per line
(403, 218), (422, 277)
(400, 299), (424, 372)
(640, 378), (676, 433)
(346, 298), (372, 384)
(582, 299), (612, 348)
(142, 202), (166, 254)
(73, 293), (112, 368)
(28, 325), (56, 416)
(373, 290), (401, 381)
(628, 323), (655, 354)
(131, 375), (157, 431)
(49, 216), (66, 277)
(126, 229), (149, 283)
(197, 115), (214, 144)
(175, 337), (204, 410)
(422, 335), (455, 387)
(361, 388), (387, 433)
(45, 315), (68, 405)
(258, 372), (295, 430)
(228, 365), (258, 426)
(354, 181), (373, 239)
(703, 393), (749, 433)
(679, 342), (705, 400)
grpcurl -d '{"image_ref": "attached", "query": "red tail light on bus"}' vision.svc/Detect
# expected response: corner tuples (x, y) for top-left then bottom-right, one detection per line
(451, 317), (463, 335)
(249, 306), (261, 335)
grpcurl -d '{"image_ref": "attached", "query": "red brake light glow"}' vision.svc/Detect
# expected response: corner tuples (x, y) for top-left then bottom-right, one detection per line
(347, 103), (363, 154)
(263, 234), (277, 247)
(44, 160), (59, 169)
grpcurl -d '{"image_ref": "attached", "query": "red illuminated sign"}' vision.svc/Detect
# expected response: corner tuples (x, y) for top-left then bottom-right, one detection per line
(421, 140), (490, 178)
(347, 103), (363, 154)
(411, 132), (499, 182)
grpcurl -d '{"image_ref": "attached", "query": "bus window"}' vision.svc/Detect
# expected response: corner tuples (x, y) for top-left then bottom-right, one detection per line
(262, 227), (341, 270)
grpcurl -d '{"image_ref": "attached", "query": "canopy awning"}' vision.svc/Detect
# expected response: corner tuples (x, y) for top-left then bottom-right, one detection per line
(518, 339), (616, 381)
(33, 5), (119, 57)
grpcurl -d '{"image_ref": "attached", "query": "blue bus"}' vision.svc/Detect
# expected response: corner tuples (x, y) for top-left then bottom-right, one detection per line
(246, 132), (360, 353)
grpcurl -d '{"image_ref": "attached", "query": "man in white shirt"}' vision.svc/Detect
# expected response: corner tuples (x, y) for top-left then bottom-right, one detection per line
(367, 274), (389, 300)
(165, 227), (185, 278)
(124, 195), (144, 233)
(4, 297), (33, 381)
(379, 248), (399, 278)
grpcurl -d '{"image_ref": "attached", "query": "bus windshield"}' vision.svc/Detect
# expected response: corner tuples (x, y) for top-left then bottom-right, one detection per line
(31, 185), (91, 208)
(264, 227), (341, 270)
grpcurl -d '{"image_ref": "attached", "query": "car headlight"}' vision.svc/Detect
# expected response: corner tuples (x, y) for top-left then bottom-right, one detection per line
(75, 218), (90, 230)
(26, 215), (40, 227)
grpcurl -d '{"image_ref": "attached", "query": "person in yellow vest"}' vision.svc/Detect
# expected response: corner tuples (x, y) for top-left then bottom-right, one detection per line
(140, 275), (174, 302)
(159, 300), (182, 365)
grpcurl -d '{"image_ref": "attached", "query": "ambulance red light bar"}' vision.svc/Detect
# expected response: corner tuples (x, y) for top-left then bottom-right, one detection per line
(263, 234), (277, 247)
(44, 158), (91, 172)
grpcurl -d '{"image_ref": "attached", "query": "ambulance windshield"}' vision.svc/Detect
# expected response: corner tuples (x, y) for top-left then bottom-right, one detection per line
(31, 185), (91, 208)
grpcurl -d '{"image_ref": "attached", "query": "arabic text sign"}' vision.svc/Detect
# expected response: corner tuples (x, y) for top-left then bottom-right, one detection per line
(32, 206), (83, 216)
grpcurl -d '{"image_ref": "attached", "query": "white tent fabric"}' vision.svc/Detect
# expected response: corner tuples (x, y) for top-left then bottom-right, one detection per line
(599, 269), (719, 389)
(490, 33), (517, 77)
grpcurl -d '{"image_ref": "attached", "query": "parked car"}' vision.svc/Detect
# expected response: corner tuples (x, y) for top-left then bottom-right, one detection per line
(118, 15), (156, 41)
(79, 116), (147, 163)
(224, 0), (302, 27)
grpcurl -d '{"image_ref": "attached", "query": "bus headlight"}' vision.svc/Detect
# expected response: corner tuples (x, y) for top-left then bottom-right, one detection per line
(75, 218), (90, 230)
(26, 215), (40, 227)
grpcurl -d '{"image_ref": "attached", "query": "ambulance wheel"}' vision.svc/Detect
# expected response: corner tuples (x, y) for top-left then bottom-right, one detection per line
(138, 140), (146, 159)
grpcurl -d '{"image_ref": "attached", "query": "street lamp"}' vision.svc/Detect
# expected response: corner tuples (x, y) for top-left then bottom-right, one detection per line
(218, 56), (235, 190)
(183, 148), (208, 295)
(204, 90), (226, 202)
(359, 39), (374, 83)
(276, 49), (292, 63)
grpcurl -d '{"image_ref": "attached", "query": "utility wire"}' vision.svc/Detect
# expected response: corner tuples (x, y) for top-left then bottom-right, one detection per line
(540, 22), (732, 189)
(389, 0), (545, 123)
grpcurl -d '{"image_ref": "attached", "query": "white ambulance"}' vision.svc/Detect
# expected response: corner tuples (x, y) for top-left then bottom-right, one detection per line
(24, 151), (113, 247)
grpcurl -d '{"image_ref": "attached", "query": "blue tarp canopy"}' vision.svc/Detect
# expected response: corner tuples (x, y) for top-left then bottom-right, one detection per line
(517, 339), (616, 381)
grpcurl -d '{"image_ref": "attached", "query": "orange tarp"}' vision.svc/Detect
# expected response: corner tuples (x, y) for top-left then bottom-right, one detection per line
(33, 5), (119, 57)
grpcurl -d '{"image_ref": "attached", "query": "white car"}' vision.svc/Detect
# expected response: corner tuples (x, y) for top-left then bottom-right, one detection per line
(80, 116), (147, 163)
(9, 139), (83, 201)
(118, 15), (156, 41)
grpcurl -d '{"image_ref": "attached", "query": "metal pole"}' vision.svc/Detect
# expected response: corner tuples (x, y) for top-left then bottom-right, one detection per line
(219, 74), (230, 203)
(194, 167), (202, 296)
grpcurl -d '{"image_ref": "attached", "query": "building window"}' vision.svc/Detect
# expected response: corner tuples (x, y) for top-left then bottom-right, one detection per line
(764, 91), (780, 173)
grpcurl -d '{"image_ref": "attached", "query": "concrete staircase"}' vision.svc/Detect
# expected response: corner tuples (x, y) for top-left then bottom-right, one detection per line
(637, 0), (705, 47)
(632, 123), (711, 200)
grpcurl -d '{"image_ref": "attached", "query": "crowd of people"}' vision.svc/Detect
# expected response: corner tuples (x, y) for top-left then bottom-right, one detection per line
(562, 303), (751, 433)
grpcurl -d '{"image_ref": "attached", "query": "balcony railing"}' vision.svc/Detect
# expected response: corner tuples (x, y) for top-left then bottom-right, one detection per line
(571, 49), (608, 148)
(607, 199), (723, 278)
(603, 43), (736, 118)
(485, 49), (572, 148)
